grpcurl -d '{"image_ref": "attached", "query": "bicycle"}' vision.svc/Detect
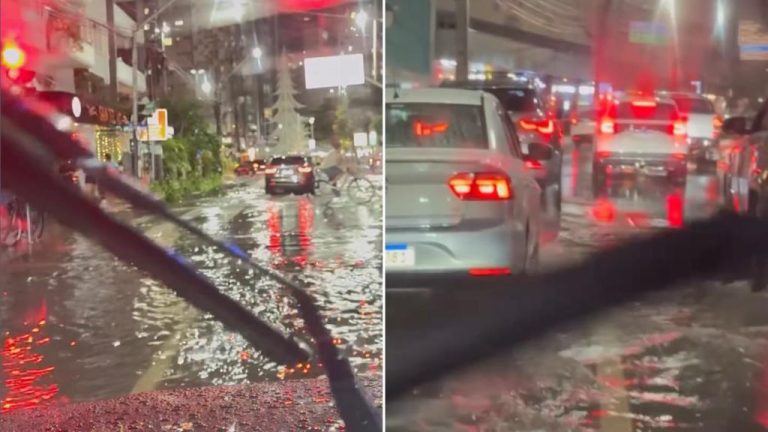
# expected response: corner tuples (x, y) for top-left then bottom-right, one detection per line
(0, 196), (45, 247)
(314, 166), (377, 205)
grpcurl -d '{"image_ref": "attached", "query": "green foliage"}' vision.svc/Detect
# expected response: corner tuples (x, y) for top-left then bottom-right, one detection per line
(333, 97), (353, 150)
(154, 95), (224, 203)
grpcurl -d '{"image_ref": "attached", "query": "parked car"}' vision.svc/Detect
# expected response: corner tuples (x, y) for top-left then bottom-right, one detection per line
(264, 155), (315, 195)
(441, 78), (563, 213)
(385, 88), (543, 286)
(235, 160), (254, 176)
(253, 159), (268, 174)
(592, 93), (689, 193)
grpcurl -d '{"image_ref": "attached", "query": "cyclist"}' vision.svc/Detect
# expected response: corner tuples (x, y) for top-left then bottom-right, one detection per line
(319, 137), (350, 197)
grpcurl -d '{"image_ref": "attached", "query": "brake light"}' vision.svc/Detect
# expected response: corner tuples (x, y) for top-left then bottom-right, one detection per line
(672, 152), (687, 160)
(631, 100), (657, 108)
(414, 121), (449, 137)
(518, 118), (553, 136)
(1, 40), (26, 70)
(595, 151), (612, 159)
(469, 267), (512, 276)
(265, 166), (277, 174)
(297, 165), (313, 173)
(525, 160), (543, 170)
(599, 118), (615, 134)
(713, 116), (723, 130)
(448, 173), (513, 200)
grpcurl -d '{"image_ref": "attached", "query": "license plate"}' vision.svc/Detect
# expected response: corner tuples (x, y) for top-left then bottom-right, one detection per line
(386, 244), (415, 267)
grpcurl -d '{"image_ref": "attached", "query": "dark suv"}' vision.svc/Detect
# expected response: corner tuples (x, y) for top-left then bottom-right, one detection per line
(264, 155), (315, 196)
(442, 79), (563, 213)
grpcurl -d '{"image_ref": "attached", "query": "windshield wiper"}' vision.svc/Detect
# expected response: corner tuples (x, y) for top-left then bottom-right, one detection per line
(0, 90), (380, 431)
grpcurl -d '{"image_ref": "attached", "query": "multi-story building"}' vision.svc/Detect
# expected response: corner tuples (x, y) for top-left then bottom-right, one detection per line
(141, 0), (380, 151)
(1, 0), (151, 174)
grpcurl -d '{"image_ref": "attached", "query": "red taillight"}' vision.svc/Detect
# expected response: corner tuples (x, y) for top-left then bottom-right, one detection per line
(265, 166), (277, 174)
(297, 165), (312, 173)
(631, 100), (657, 108)
(414, 121), (449, 137)
(518, 118), (553, 136)
(468, 267), (512, 276)
(448, 173), (513, 200)
(672, 152), (687, 160)
(1, 40), (26, 70)
(525, 160), (544, 170)
(599, 118), (615, 134)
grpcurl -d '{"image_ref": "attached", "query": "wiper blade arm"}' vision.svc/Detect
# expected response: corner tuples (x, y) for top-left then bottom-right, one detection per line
(0, 102), (308, 368)
(0, 90), (381, 431)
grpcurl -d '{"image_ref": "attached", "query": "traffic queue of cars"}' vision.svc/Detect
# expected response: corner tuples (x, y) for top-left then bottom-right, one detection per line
(385, 87), (544, 286)
(384, 76), (738, 287)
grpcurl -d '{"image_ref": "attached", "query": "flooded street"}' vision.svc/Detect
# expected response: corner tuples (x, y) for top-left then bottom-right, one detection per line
(0, 176), (382, 412)
(387, 142), (768, 431)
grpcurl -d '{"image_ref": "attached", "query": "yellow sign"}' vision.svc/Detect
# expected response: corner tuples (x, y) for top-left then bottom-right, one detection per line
(144, 109), (168, 141)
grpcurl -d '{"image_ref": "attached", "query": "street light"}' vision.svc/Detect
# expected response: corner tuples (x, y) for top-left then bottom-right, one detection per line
(309, 116), (315, 140)
(201, 76), (212, 95)
(252, 46), (263, 59)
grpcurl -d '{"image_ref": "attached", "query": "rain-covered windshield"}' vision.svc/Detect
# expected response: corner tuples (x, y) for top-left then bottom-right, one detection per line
(672, 97), (716, 114)
(386, 103), (487, 148)
(0, 0), (382, 429)
(386, 0), (768, 430)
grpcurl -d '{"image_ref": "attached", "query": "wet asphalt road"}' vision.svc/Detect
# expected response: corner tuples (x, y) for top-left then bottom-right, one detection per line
(387, 142), (768, 431)
(0, 175), (382, 413)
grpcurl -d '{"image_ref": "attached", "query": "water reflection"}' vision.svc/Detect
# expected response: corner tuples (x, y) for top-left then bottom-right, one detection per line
(1, 299), (59, 413)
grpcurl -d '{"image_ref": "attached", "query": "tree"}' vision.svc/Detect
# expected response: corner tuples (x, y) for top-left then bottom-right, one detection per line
(269, 53), (308, 154)
(333, 96), (353, 150)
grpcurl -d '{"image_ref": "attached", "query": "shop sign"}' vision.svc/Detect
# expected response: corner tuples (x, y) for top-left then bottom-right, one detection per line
(80, 101), (130, 126)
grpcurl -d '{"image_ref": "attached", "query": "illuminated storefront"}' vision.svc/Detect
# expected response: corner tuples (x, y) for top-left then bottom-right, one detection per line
(36, 91), (132, 167)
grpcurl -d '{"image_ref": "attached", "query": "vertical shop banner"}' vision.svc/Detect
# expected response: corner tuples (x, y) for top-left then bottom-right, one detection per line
(386, 0), (433, 77)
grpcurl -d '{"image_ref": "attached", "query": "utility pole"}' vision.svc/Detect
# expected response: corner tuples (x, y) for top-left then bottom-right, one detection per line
(455, 0), (469, 81)
(106, 0), (118, 103)
(131, 0), (182, 176)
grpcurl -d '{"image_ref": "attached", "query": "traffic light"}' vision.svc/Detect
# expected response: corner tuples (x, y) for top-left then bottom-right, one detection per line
(1, 38), (35, 85)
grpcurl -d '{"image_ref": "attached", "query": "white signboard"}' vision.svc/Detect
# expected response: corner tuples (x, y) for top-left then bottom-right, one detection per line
(353, 132), (368, 148)
(304, 54), (365, 89)
(308, 138), (316, 151)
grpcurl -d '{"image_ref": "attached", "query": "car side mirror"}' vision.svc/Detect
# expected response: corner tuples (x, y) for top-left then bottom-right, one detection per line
(526, 142), (554, 161)
(722, 116), (749, 135)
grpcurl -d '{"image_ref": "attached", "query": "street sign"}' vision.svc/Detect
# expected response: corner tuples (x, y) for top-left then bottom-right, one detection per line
(629, 21), (669, 45)
(142, 109), (169, 141)
(738, 20), (768, 60)
(353, 132), (368, 148)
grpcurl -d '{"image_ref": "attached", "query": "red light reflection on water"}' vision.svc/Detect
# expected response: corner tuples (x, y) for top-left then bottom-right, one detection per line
(666, 192), (684, 228)
(1, 301), (58, 414)
(591, 199), (616, 223)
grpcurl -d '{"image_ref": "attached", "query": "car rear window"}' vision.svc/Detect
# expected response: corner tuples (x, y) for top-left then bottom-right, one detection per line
(483, 88), (538, 112)
(270, 156), (307, 165)
(672, 97), (715, 114)
(614, 102), (678, 121)
(386, 103), (487, 149)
